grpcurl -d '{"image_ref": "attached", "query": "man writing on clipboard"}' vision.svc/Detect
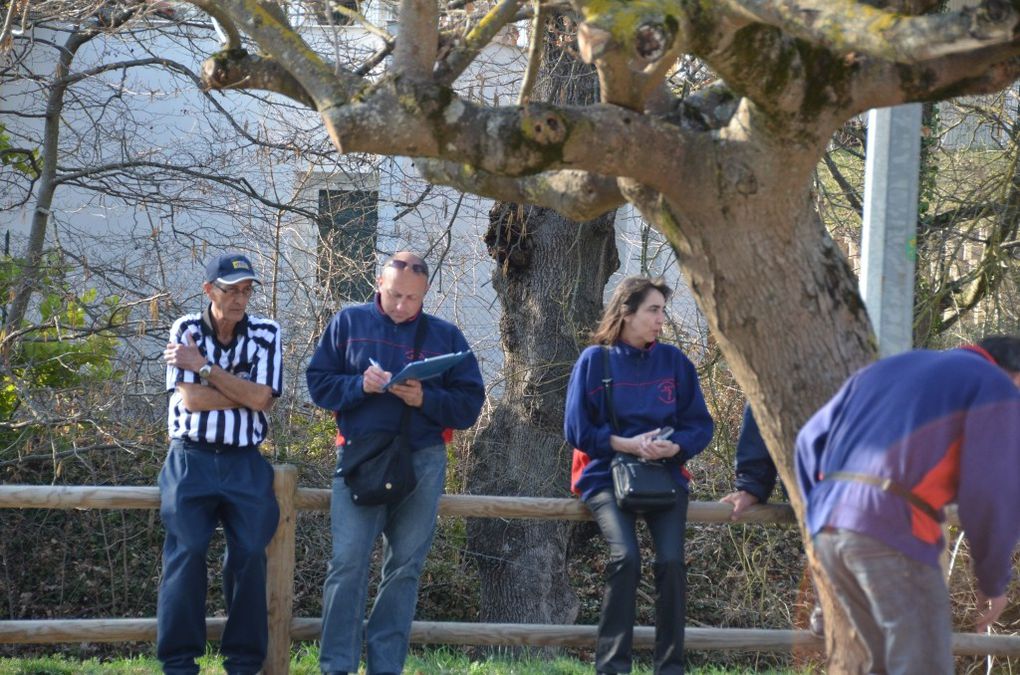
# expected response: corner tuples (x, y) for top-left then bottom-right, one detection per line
(307, 251), (485, 675)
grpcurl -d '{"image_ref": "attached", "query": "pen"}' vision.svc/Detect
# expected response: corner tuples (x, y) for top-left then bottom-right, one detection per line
(369, 358), (382, 370)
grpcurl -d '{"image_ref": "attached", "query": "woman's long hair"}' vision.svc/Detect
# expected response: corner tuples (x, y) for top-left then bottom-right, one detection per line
(591, 276), (672, 346)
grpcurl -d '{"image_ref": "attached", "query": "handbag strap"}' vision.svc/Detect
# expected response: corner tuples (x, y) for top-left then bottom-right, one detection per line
(601, 346), (620, 433)
(398, 314), (429, 434)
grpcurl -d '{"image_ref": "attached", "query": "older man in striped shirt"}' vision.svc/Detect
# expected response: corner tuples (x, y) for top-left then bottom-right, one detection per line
(158, 252), (283, 675)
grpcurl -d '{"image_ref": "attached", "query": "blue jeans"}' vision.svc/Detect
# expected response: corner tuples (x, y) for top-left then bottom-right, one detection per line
(156, 439), (279, 675)
(586, 488), (688, 675)
(319, 443), (447, 674)
(814, 529), (952, 675)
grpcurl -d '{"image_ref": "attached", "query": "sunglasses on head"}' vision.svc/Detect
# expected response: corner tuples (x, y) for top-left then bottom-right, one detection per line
(388, 259), (428, 275)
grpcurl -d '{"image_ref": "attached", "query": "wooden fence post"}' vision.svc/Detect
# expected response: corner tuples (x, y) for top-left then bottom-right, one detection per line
(264, 464), (298, 675)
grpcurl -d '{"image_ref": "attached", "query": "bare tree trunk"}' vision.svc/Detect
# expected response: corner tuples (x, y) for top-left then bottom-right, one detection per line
(623, 134), (876, 667)
(464, 12), (618, 637)
(6, 25), (101, 332)
(466, 201), (617, 630)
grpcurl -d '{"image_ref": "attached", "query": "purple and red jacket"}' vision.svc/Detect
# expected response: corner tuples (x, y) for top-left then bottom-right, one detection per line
(796, 347), (1020, 597)
(564, 341), (714, 502)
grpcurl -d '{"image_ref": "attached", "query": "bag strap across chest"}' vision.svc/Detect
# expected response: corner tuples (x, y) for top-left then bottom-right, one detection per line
(601, 346), (620, 433)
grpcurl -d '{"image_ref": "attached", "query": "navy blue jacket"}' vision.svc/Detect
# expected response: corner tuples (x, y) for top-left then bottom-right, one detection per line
(734, 404), (779, 503)
(306, 299), (485, 450)
(564, 341), (714, 501)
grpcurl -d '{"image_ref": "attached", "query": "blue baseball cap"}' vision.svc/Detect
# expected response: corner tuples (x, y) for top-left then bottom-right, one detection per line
(205, 253), (260, 285)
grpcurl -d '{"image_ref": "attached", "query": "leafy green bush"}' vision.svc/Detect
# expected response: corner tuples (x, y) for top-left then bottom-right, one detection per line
(0, 254), (123, 457)
(0, 124), (39, 178)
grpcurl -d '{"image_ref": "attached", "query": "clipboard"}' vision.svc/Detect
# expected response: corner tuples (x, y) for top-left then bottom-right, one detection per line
(384, 350), (472, 390)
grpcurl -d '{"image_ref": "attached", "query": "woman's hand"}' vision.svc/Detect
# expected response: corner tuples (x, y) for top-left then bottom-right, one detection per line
(610, 431), (654, 456)
(610, 429), (681, 460)
(643, 438), (681, 460)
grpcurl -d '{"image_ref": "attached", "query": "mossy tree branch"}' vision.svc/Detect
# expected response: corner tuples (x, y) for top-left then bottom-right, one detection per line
(724, 0), (1019, 62)
(415, 159), (625, 221)
(187, 0), (359, 109)
(435, 0), (525, 86)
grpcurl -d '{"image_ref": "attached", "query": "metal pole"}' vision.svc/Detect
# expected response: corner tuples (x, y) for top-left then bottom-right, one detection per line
(860, 104), (922, 357)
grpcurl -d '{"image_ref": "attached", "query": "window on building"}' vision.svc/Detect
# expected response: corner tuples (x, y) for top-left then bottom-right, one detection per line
(318, 188), (378, 302)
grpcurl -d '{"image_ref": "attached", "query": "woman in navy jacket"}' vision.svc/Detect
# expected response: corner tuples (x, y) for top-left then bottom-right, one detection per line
(565, 276), (714, 675)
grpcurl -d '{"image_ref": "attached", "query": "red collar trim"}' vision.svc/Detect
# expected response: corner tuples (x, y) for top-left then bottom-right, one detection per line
(961, 344), (997, 365)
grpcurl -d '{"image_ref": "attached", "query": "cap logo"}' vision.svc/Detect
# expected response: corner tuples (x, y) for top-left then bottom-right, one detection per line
(232, 260), (251, 270)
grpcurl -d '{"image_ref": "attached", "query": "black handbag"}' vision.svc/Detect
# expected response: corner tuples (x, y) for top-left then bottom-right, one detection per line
(336, 317), (427, 506)
(338, 431), (416, 506)
(611, 454), (677, 512)
(601, 347), (678, 513)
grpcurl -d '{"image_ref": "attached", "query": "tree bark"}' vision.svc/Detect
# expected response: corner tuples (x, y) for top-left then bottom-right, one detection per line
(620, 108), (876, 667)
(465, 10), (617, 639)
(466, 201), (617, 632)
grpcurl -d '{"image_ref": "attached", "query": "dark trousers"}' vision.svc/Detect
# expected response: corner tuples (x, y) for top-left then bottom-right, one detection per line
(586, 489), (689, 675)
(156, 439), (280, 675)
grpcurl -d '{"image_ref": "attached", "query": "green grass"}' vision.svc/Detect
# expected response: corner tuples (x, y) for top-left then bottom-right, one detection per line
(0, 646), (810, 674)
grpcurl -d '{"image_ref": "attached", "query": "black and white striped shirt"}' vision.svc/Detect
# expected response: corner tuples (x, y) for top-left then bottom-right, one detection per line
(166, 308), (283, 447)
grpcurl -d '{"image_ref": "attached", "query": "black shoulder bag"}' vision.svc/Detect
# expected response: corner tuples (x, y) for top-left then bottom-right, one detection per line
(603, 347), (678, 512)
(337, 316), (427, 506)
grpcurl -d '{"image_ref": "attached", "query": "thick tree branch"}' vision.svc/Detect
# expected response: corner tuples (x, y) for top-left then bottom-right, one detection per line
(700, 2), (1020, 134)
(850, 43), (1020, 111)
(724, 0), (1020, 63)
(198, 0), (359, 110)
(394, 0), (438, 80)
(200, 48), (316, 107)
(190, 0), (242, 49)
(324, 85), (695, 197)
(576, 1), (690, 110)
(415, 159), (625, 220)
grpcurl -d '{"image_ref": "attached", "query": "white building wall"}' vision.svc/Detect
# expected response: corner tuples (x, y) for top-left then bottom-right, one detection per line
(1, 6), (706, 402)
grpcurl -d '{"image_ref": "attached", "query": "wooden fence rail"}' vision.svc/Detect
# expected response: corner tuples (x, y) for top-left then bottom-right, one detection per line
(2, 465), (1018, 673)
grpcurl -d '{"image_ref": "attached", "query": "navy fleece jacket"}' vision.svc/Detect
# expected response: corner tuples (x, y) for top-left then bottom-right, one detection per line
(564, 341), (714, 501)
(306, 299), (484, 450)
(734, 404), (779, 503)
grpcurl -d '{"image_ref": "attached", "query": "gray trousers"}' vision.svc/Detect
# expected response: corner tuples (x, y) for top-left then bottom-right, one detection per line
(814, 529), (953, 675)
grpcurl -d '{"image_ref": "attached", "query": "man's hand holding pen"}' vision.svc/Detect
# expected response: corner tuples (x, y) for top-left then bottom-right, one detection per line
(363, 358), (391, 394)
(364, 358), (423, 406)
